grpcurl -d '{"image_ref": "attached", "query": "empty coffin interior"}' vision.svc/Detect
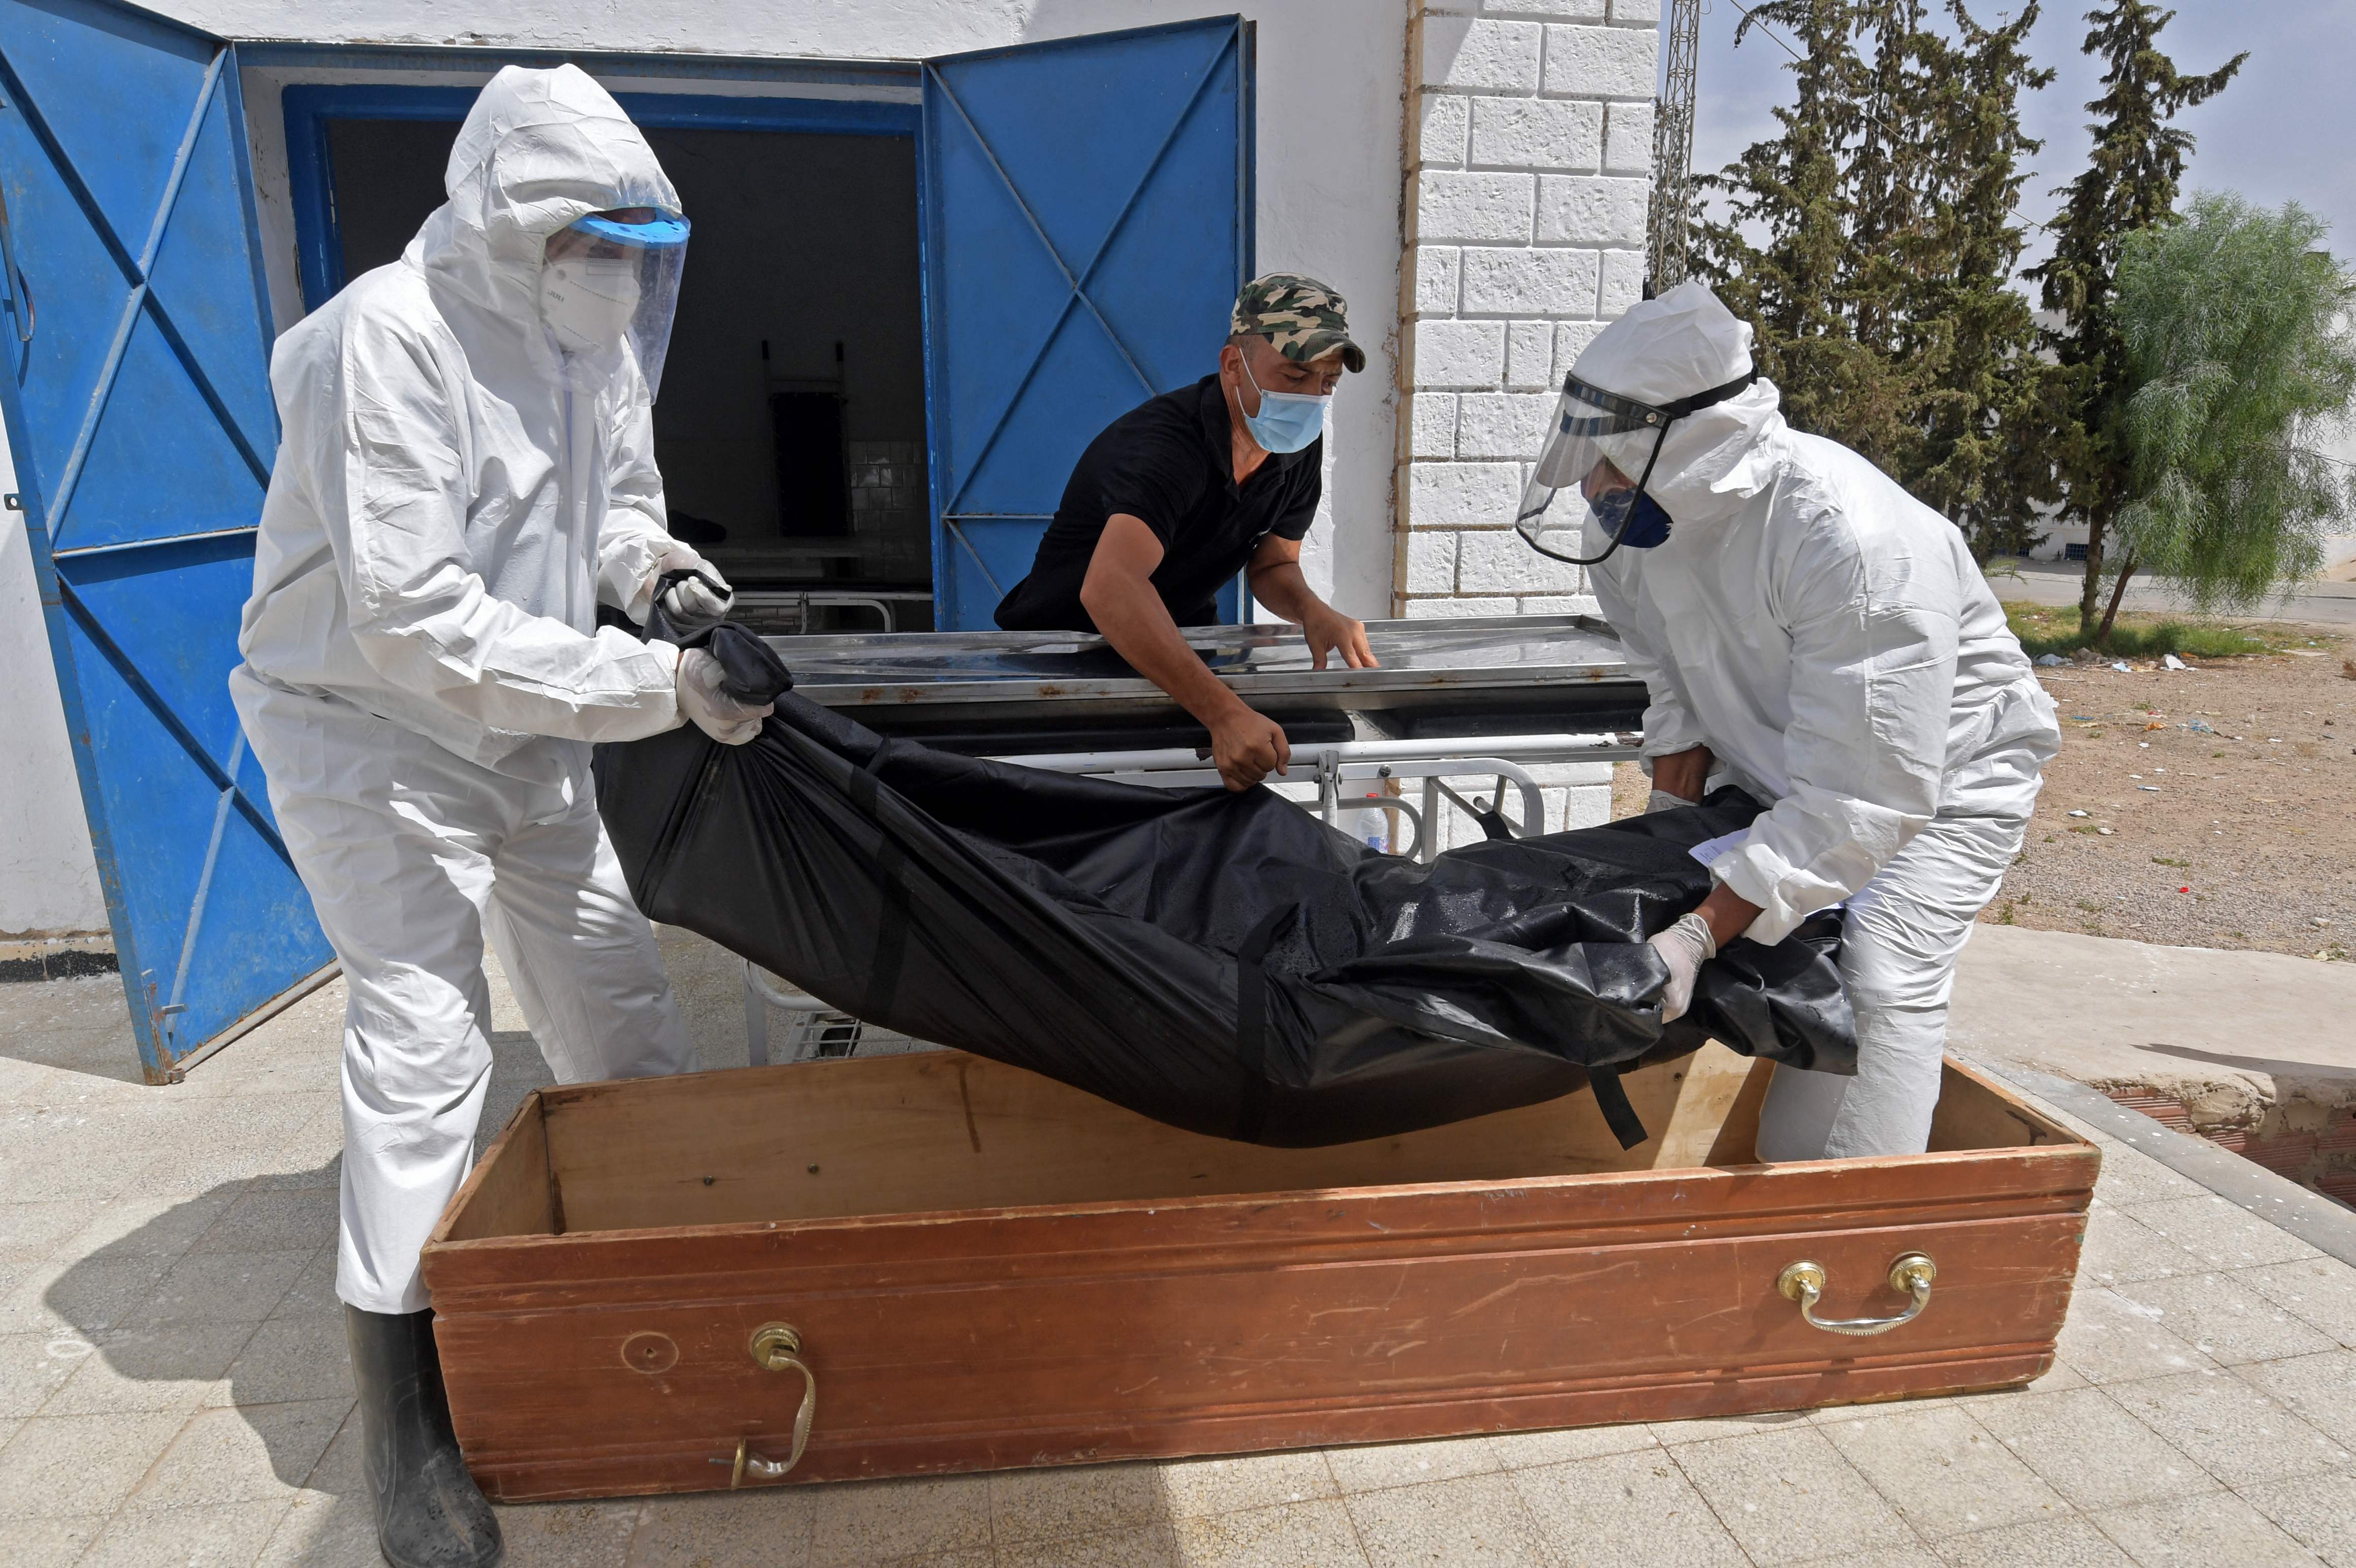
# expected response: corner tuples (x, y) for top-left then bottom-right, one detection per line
(441, 1044), (2080, 1243)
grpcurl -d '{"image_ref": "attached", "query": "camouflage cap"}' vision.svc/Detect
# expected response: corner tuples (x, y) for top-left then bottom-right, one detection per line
(1231, 273), (1365, 374)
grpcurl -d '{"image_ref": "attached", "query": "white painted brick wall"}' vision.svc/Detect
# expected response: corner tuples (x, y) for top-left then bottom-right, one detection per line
(1413, 319), (1506, 388)
(1459, 246), (1599, 315)
(1602, 100), (1652, 173)
(1468, 98), (1601, 170)
(1401, 0), (1656, 619)
(1421, 17), (1544, 92)
(1417, 171), (1536, 242)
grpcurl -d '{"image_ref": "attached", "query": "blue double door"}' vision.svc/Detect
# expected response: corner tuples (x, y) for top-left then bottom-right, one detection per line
(0, 1), (1254, 1080)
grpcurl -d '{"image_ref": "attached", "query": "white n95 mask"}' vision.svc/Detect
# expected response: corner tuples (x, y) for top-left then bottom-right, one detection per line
(537, 210), (690, 398)
(539, 257), (642, 353)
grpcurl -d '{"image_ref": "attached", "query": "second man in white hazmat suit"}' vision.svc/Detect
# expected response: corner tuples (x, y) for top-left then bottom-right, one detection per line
(1514, 280), (2058, 1164)
(231, 66), (768, 1568)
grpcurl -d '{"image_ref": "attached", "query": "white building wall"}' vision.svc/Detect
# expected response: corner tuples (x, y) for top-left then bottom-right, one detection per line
(168, 0), (1411, 618)
(1398, 0), (1659, 832)
(1401, 0), (1657, 626)
(0, 419), (110, 939)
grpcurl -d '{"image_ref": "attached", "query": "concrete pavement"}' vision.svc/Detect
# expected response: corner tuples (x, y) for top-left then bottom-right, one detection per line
(1988, 559), (2356, 628)
(1951, 925), (2356, 1202)
(5, 926), (2356, 1566)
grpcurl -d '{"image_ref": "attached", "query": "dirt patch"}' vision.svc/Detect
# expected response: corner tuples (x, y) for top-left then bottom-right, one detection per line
(1607, 626), (2355, 960)
(1991, 629), (2354, 957)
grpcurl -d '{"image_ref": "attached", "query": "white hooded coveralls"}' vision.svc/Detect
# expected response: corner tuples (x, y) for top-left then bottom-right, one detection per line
(1576, 282), (2059, 1160)
(232, 66), (701, 1314)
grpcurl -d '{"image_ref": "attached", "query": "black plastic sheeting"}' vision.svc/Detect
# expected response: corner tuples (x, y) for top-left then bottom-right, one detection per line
(595, 623), (1854, 1149)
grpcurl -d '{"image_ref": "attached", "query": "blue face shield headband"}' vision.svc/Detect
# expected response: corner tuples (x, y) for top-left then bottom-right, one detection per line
(1514, 366), (1760, 567)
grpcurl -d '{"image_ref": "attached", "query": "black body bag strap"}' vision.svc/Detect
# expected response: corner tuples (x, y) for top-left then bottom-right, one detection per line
(1232, 904), (1296, 1145)
(1587, 1065), (1648, 1151)
(844, 747), (909, 1024)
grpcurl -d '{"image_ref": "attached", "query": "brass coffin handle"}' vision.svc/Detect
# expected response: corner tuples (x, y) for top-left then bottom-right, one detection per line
(710, 1322), (817, 1485)
(1777, 1252), (1937, 1337)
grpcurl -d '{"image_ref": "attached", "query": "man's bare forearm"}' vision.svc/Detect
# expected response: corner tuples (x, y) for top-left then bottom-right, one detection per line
(1087, 575), (1247, 727)
(1248, 560), (1322, 625)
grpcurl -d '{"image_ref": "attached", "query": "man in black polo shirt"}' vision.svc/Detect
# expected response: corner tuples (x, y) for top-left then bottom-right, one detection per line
(995, 274), (1377, 791)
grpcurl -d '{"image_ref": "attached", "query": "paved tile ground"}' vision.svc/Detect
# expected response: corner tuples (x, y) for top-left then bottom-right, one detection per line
(4, 937), (2354, 1567)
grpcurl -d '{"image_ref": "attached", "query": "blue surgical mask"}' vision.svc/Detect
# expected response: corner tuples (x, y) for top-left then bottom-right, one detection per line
(1589, 487), (1674, 549)
(1238, 360), (1330, 453)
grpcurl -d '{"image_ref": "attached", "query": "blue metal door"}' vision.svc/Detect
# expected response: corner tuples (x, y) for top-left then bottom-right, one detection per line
(0, 0), (331, 1082)
(919, 17), (1253, 631)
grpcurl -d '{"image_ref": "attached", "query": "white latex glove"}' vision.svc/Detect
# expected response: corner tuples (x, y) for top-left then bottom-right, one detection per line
(1646, 789), (1697, 814)
(675, 646), (773, 745)
(658, 553), (733, 629)
(1646, 911), (1718, 1023)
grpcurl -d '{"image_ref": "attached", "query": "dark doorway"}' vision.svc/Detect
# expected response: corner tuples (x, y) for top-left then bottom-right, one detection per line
(314, 113), (931, 607)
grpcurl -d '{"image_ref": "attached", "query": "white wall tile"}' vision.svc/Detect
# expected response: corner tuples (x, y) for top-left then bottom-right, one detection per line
(1468, 98), (1602, 171)
(1421, 15), (1545, 91)
(1602, 100), (1653, 174)
(1416, 246), (1463, 314)
(1412, 319), (1508, 387)
(1405, 530), (1460, 594)
(1459, 246), (1600, 315)
(1455, 391), (1558, 459)
(1480, 0), (1606, 19)
(1506, 320), (1555, 389)
(1535, 174), (1650, 245)
(1404, 595), (1518, 618)
(1599, 248), (1648, 315)
(1407, 462), (1524, 527)
(1411, 393), (1459, 458)
(1541, 23), (1659, 98)
(1459, 528), (1588, 592)
(1416, 171), (1537, 242)
(1418, 92), (1469, 169)
(1552, 318), (1608, 367)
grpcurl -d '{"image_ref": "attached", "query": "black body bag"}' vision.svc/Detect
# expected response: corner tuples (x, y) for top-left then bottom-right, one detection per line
(594, 617), (1854, 1151)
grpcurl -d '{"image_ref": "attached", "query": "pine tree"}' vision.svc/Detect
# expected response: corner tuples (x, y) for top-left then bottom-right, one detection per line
(1902, 4), (2069, 554)
(1695, 2), (2065, 558)
(1697, 0), (1910, 461)
(2022, 2), (2244, 632)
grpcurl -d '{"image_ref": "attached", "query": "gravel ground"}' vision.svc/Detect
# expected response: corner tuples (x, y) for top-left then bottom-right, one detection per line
(1993, 629), (2354, 958)
(1606, 625), (2355, 960)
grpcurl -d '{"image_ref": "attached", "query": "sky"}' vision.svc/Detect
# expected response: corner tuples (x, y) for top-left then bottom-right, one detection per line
(1682, 0), (2356, 277)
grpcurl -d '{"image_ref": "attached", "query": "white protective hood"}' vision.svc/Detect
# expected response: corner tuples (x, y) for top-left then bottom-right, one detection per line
(407, 64), (681, 332)
(1571, 278), (1787, 528)
(237, 64), (692, 782)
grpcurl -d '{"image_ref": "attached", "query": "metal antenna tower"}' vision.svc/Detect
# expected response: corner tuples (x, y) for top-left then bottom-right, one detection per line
(1646, 0), (1701, 292)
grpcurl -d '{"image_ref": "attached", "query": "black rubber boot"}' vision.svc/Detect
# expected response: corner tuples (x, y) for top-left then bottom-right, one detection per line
(346, 1305), (504, 1568)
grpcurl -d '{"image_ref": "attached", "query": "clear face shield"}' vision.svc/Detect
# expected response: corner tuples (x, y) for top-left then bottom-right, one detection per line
(539, 209), (690, 399)
(1515, 368), (1759, 566)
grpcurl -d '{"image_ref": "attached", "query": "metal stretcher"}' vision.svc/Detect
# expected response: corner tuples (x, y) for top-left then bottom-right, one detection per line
(741, 615), (1649, 1063)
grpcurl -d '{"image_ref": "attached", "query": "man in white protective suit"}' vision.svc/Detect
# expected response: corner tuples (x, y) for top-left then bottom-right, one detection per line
(1512, 279), (2058, 1164)
(231, 66), (770, 1568)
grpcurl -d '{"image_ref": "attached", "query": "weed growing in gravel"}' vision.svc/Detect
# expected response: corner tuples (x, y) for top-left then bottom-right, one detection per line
(2152, 856), (2190, 867)
(2004, 602), (2281, 659)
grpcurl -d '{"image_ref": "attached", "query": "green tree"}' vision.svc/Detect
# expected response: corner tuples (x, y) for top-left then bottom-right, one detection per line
(1698, 0), (1905, 459)
(1896, 5), (2069, 553)
(2093, 193), (2356, 640)
(1695, 2), (2067, 557)
(2021, 2), (2243, 631)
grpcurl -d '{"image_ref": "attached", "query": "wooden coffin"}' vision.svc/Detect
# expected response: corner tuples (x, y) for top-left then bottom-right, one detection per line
(421, 1044), (2095, 1502)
